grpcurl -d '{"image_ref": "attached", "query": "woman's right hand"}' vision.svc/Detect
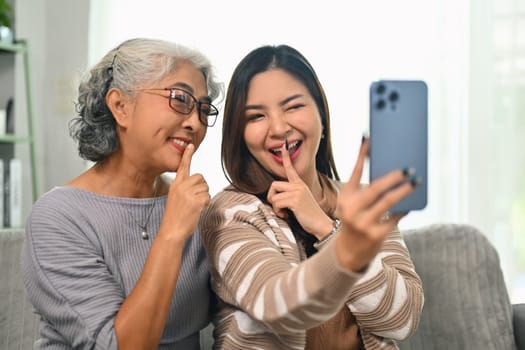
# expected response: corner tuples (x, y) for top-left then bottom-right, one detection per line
(334, 138), (416, 272)
(158, 144), (211, 242)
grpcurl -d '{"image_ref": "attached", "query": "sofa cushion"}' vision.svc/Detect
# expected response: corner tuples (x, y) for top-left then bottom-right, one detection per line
(398, 223), (517, 350)
(514, 303), (525, 349)
(0, 229), (40, 349)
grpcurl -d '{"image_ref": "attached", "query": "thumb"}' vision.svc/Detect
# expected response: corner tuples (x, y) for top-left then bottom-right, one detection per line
(175, 143), (195, 180)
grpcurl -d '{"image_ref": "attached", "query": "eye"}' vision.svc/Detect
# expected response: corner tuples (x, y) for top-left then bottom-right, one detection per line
(287, 103), (305, 111)
(172, 92), (191, 104)
(199, 103), (213, 116)
(246, 113), (265, 122)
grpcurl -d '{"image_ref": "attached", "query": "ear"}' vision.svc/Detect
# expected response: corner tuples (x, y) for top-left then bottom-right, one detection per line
(106, 87), (132, 128)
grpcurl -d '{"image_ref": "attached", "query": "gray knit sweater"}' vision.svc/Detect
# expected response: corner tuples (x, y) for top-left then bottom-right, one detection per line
(22, 186), (211, 349)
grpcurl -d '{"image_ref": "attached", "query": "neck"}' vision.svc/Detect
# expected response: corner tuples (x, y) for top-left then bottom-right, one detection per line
(87, 159), (164, 198)
(304, 171), (324, 203)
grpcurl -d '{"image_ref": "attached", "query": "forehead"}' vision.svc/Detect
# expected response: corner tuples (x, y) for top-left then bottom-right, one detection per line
(247, 69), (307, 101)
(160, 61), (208, 97)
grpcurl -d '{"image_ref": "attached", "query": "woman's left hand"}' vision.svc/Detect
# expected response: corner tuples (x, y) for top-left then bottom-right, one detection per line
(267, 142), (333, 240)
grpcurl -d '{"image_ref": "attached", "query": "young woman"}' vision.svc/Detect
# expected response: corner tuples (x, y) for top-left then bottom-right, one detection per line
(200, 45), (424, 349)
(22, 38), (223, 350)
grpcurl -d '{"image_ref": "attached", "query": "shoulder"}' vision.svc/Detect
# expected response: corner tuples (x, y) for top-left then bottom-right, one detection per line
(31, 186), (114, 215)
(209, 185), (263, 210)
(27, 187), (130, 235)
(30, 187), (86, 217)
(200, 186), (270, 236)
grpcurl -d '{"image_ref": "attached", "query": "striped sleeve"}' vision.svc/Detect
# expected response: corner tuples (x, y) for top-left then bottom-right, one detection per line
(346, 228), (424, 342)
(200, 190), (365, 334)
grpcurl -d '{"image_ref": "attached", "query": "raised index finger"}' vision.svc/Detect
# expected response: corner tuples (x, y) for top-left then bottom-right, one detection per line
(175, 143), (195, 181)
(281, 139), (301, 183)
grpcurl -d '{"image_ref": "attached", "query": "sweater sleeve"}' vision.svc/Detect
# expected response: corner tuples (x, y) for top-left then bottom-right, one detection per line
(346, 228), (424, 341)
(22, 192), (121, 349)
(200, 190), (365, 334)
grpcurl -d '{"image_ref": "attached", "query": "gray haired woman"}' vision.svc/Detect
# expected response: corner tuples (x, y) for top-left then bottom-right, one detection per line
(22, 38), (223, 350)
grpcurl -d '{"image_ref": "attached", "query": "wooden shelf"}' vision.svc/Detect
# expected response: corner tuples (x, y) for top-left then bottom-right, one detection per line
(0, 41), (26, 53)
(0, 134), (32, 143)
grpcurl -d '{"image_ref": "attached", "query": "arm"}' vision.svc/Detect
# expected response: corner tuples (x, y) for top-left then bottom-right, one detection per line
(23, 146), (208, 350)
(201, 190), (363, 334)
(23, 200), (130, 349)
(113, 145), (209, 350)
(345, 228), (423, 340)
(23, 195), (196, 350)
(313, 221), (423, 341)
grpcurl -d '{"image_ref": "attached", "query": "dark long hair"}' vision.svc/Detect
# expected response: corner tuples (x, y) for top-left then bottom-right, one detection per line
(221, 45), (339, 255)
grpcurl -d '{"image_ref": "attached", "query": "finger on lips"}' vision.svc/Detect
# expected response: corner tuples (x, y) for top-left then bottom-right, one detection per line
(176, 144), (194, 180)
(281, 139), (301, 182)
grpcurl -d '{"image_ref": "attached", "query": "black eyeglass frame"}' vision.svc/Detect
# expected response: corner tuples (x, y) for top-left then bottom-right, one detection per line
(137, 87), (219, 127)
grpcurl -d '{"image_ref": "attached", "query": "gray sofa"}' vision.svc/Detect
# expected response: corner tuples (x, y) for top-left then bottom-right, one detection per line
(398, 223), (524, 350)
(0, 229), (39, 350)
(1, 224), (524, 350)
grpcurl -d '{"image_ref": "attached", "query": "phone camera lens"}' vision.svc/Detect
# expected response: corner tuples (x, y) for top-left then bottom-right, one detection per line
(389, 91), (399, 102)
(376, 84), (386, 94)
(376, 99), (386, 110)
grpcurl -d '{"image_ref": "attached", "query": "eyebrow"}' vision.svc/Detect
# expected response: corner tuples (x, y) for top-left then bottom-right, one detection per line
(245, 93), (304, 111)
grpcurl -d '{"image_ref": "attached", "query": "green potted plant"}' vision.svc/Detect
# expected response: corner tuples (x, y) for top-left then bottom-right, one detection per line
(0, 0), (13, 43)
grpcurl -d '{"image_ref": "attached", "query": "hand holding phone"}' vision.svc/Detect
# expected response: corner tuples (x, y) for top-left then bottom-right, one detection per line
(369, 80), (428, 214)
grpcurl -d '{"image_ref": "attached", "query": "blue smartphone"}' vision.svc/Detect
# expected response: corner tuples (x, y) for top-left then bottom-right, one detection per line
(369, 80), (428, 213)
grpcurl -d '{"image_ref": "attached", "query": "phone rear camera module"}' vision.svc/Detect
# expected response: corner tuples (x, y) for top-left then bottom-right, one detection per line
(375, 99), (386, 110)
(389, 91), (399, 102)
(376, 83), (386, 94)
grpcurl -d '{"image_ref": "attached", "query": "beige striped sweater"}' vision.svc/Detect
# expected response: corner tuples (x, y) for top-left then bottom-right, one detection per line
(200, 180), (423, 349)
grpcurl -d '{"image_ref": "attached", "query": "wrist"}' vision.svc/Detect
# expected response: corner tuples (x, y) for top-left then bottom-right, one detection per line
(334, 232), (369, 273)
(317, 218), (341, 244)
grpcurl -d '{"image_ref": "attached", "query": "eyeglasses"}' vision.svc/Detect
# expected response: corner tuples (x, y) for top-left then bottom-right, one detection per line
(137, 87), (219, 127)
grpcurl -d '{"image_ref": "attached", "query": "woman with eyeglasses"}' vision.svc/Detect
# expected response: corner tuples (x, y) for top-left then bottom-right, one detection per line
(22, 38), (223, 350)
(199, 44), (424, 349)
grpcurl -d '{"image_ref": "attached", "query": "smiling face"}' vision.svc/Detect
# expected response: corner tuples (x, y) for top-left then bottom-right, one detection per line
(117, 61), (210, 173)
(243, 68), (323, 185)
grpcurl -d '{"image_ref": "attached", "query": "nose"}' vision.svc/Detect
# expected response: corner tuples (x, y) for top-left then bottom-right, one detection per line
(181, 107), (204, 131)
(268, 111), (291, 137)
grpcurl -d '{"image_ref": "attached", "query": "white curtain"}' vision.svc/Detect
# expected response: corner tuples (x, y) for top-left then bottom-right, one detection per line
(88, 0), (525, 303)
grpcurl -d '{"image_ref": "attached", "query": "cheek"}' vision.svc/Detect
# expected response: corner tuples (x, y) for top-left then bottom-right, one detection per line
(193, 128), (208, 149)
(243, 124), (264, 155)
(306, 113), (323, 141)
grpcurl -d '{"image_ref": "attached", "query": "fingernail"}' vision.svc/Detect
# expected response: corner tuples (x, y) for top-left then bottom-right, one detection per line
(410, 176), (421, 187)
(403, 167), (416, 177)
(361, 134), (366, 144)
(285, 139), (289, 151)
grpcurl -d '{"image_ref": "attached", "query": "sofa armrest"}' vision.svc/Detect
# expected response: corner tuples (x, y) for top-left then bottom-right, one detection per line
(514, 303), (525, 350)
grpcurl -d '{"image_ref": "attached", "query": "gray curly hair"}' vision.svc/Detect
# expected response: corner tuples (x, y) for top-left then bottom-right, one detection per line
(69, 38), (224, 162)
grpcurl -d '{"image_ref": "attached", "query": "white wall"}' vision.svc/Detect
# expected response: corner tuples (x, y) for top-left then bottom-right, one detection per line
(15, 0), (89, 200)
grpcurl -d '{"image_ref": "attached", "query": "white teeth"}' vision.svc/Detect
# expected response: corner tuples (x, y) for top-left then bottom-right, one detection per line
(269, 141), (300, 155)
(172, 139), (189, 147)
(288, 141), (299, 149)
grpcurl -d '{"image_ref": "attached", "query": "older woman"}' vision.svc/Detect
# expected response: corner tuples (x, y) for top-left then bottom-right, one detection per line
(22, 38), (223, 350)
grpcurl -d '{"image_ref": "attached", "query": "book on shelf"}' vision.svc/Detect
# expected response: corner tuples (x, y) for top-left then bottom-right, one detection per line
(0, 152), (22, 228)
(5, 97), (14, 134)
(0, 159), (3, 227)
(9, 158), (22, 227)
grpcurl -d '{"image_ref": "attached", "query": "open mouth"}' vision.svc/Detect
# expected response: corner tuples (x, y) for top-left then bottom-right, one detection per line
(269, 140), (301, 159)
(170, 138), (190, 148)
(168, 137), (191, 153)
